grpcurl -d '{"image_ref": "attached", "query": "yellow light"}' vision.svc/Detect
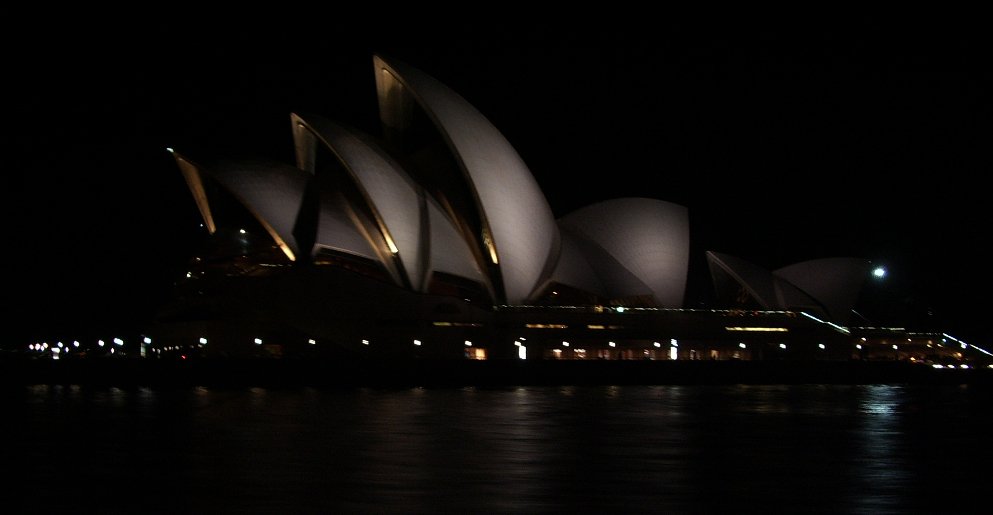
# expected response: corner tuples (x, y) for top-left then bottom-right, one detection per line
(384, 234), (399, 254)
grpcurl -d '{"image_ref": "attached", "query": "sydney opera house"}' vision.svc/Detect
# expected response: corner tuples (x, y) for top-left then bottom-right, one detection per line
(147, 55), (989, 366)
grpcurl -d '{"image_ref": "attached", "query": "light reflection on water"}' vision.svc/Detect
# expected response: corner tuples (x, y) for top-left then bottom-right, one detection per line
(4, 384), (991, 514)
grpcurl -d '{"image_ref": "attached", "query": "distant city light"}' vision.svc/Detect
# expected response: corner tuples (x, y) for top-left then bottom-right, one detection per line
(362, 339), (370, 345)
(143, 337), (152, 344)
(98, 340), (105, 347)
(413, 339), (421, 346)
(739, 343), (747, 349)
(873, 266), (887, 279)
(608, 341), (616, 348)
(464, 340), (472, 347)
(518, 345), (527, 359)
(308, 339), (316, 345)
(653, 342), (661, 348)
(72, 341), (80, 348)
(562, 341), (570, 347)
(239, 229), (246, 234)
(818, 343), (826, 349)
(113, 338), (123, 346)
(254, 338), (262, 345)
(199, 337), (208, 344)
(856, 344), (863, 350)
(779, 343), (787, 349)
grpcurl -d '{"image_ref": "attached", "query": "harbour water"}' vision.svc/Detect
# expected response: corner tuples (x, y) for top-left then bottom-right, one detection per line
(4, 382), (991, 513)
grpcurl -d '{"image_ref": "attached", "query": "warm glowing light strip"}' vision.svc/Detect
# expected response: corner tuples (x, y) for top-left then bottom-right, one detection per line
(384, 234), (399, 254)
(587, 325), (606, 329)
(525, 324), (568, 329)
(725, 327), (789, 332)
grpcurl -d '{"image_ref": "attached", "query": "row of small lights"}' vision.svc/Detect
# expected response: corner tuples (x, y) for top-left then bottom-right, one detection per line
(28, 337), (148, 359)
(30, 334), (988, 365)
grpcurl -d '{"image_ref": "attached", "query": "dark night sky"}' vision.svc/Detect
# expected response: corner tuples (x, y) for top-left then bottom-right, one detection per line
(5, 15), (991, 347)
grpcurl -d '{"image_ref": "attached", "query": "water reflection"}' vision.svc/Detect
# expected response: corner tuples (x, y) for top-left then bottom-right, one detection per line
(3, 385), (991, 513)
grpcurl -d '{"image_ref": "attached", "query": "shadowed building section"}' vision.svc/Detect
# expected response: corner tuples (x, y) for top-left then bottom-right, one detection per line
(292, 112), (488, 295)
(373, 54), (558, 305)
(559, 198), (690, 308)
(168, 152), (308, 262)
(707, 251), (870, 324)
(774, 258), (871, 324)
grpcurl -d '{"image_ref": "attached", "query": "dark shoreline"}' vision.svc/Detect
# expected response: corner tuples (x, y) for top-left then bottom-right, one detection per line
(3, 358), (992, 388)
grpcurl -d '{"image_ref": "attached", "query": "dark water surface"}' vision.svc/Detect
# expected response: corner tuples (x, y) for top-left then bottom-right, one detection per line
(4, 384), (991, 513)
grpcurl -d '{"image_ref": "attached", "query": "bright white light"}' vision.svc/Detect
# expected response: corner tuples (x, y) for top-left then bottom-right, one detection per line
(413, 339), (421, 346)
(166, 147), (174, 153)
(254, 338), (262, 345)
(308, 339), (316, 345)
(933, 364), (945, 369)
(608, 341), (616, 348)
(98, 340), (104, 347)
(653, 342), (661, 348)
(861, 337), (867, 342)
(519, 337), (526, 341)
(199, 337), (208, 344)
(961, 342), (968, 349)
(960, 364), (969, 369)
(29, 344), (36, 350)
(739, 343), (747, 349)
(186, 272), (192, 278)
(143, 337), (152, 344)
(669, 347), (677, 360)
(362, 339), (370, 345)
(873, 266), (886, 279)
(818, 343), (826, 350)
(73, 341), (80, 348)
(514, 340), (522, 347)
(239, 229), (246, 234)
(57, 342), (63, 348)
(518, 346), (527, 359)
(892, 344), (898, 350)
(670, 339), (678, 347)
(616, 307), (625, 313)
(562, 341), (570, 347)
(464, 340), (472, 347)
(113, 338), (123, 345)
(856, 344), (862, 350)
(779, 343), (787, 349)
